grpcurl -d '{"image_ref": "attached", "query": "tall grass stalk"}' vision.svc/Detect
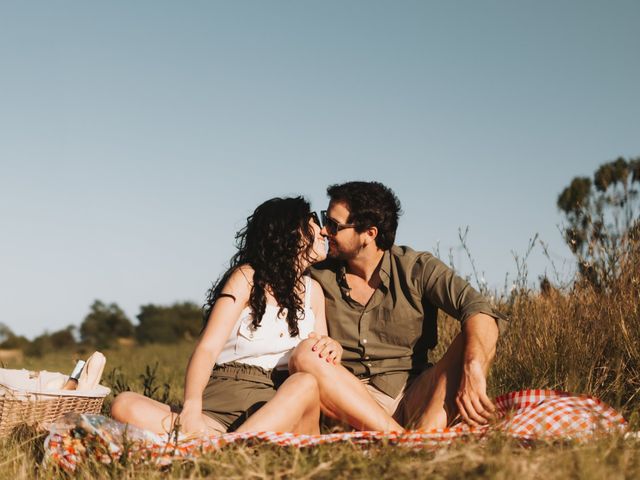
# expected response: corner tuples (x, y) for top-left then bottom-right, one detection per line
(1, 241), (639, 477)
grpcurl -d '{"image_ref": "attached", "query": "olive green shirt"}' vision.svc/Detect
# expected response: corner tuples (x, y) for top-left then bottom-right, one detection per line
(310, 245), (506, 398)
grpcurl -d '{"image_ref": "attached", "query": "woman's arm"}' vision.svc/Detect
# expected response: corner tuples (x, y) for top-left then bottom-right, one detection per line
(180, 267), (252, 428)
(310, 279), (327, 336)
(307, 279), (342, 364)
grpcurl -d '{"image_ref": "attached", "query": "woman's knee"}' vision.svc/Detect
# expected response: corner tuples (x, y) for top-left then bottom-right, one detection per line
(110, 391), (142, 422)
(287, 372), (318, 393)
(286, 372), (320, 404)
(289, 338), (323, 373)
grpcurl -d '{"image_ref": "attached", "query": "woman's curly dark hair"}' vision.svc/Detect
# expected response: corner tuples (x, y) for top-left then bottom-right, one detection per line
(203, 197), (317, 337)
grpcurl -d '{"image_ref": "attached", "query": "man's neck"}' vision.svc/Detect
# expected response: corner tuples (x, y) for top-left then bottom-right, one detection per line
(345, 248), (385, 282)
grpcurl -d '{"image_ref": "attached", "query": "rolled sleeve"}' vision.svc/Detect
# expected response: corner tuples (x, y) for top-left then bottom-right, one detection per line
(415, 253), (507, 328)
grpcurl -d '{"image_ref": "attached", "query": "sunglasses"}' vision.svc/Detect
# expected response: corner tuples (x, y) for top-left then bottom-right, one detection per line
(309, 211), (321, 228)
(321, 210), (356, 235)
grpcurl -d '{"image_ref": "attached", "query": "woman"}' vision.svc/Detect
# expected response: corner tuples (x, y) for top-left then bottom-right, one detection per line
(111, 197), (340, 436)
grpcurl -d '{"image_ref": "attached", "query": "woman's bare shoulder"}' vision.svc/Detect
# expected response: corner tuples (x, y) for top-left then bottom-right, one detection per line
(235, 264), (254, 285)
(309, 278), (325, 300)
(221, 265), (254, 300)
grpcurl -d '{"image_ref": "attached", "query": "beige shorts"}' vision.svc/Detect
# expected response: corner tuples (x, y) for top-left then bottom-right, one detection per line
(362, 378), (409, 425)
(322, 375), (426, 431)
(362, 368), (435, 428)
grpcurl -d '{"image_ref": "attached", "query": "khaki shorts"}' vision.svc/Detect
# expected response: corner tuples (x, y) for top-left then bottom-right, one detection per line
(363, 369), (433, 428)
(321, 373), (428, 431)
(201, 362), (289, 432)
(362, 379), (410, 425)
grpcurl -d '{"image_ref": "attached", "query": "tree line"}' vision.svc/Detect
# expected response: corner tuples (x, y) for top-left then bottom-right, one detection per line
(0, 300), (204, 356)
(1, 155), (637, 356)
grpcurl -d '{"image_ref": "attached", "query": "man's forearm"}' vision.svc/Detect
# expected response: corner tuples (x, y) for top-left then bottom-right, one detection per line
(461, 313), (499, 371)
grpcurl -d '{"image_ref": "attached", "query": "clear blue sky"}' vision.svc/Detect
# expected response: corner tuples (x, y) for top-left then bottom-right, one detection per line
(1, 1), (638, 338)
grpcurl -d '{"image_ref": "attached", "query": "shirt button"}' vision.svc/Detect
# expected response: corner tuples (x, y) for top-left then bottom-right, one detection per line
(366, 363), (372, 367)
(362, 339), (368, 344)
(279, 333), (284, 337)
(364, 356), (370, 360)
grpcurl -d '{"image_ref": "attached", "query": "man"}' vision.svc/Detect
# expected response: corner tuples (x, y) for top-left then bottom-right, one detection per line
(290, 181), (506, 431)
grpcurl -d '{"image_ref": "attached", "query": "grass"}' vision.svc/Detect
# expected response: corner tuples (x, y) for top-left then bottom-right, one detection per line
(1, 426), (639, 479)
(1, 243), (639, 478)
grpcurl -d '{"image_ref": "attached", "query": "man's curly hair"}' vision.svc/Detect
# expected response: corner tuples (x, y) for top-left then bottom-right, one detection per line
(327, 181), (402, 250)
(203, 197), (316, 337)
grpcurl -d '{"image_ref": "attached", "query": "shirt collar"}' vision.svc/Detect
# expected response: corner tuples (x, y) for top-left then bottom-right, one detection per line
(336, 249), (391, 294)
(337, 263), (350, 295)
(378, 249), (391, 287)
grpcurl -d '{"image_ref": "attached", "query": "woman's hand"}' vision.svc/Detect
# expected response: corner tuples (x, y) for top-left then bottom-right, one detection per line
(308, 332), (343, 364)
(178, 405), (208, 437)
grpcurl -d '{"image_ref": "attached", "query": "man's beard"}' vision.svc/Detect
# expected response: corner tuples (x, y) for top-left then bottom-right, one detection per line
(327, 241), (360, 261)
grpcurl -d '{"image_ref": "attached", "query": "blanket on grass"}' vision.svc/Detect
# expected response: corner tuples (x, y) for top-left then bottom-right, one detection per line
(44, 390), (627, 472)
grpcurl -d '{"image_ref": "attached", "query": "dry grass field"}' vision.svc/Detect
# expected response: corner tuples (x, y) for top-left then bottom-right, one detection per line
(1, 244), (639, 478)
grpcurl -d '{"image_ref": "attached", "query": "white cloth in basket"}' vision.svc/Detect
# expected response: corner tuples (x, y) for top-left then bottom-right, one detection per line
(0, 368), (110, 398)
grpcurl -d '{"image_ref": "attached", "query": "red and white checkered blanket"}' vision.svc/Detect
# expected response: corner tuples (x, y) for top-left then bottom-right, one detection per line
(44, 390), (628, 471)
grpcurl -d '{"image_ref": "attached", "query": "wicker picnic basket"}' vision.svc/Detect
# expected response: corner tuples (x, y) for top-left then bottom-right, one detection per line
(0, 368), (110, 437)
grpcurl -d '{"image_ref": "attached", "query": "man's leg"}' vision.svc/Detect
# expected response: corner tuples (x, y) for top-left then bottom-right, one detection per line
(400, 333), (466, 430)
(289, 339), (403, 432)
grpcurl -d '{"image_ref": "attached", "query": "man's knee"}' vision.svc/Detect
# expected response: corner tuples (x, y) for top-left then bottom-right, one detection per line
(289, 338), (324, 374)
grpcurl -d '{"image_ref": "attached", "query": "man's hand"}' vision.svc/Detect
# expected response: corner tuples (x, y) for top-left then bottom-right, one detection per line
(308, 332), (343, 364)
(455, 313), (499, 427)
(455, 359), (495, 427)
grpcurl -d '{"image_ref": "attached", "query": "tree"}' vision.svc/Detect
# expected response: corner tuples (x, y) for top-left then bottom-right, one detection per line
(0, 323), (14, 344)
(49, 325), (77, 349)
(557, 156), (640, 286)
(135, 302), (202, 344)
(0, 323), (30, 351)
(0, 334), (30, 351)
(80, 300), (134, 348)
(20, 326), (77, 357)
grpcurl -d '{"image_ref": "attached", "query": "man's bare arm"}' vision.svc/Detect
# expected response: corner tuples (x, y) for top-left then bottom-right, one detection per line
(456, 312), (500, 426)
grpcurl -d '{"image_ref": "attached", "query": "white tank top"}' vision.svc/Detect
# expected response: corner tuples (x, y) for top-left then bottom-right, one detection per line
(216, 276), (316, 369)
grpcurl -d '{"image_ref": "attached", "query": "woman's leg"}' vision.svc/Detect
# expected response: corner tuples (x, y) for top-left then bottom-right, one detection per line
(289, 339), (403, 432)
(234, 372), (321, 435)
(110, 391), (225, 436)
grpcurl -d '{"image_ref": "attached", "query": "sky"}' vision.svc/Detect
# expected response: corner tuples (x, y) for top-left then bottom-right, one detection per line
(1, 1), (638, 339)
